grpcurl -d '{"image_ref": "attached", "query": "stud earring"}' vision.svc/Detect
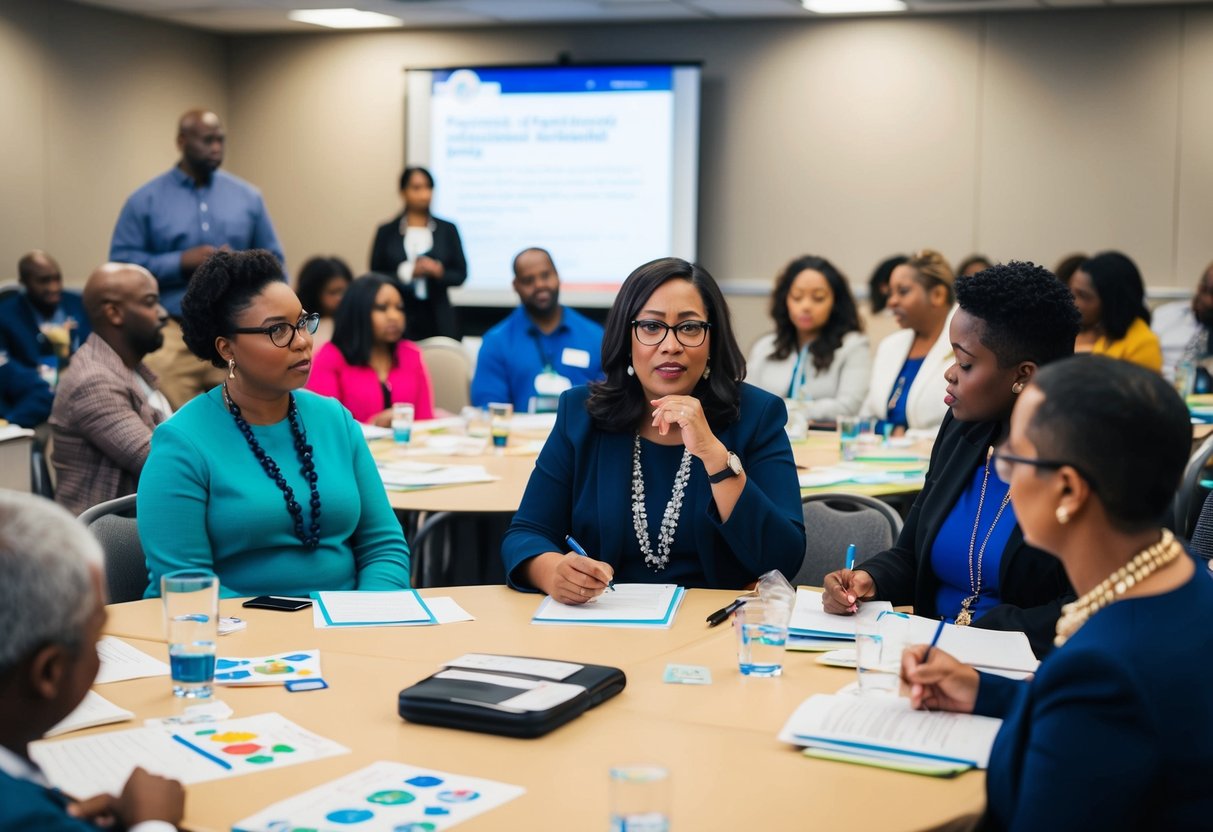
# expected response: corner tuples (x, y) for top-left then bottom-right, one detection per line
(1056, 506), (1069, 525)
(1012, 382), (1025, 394)
(228, 358), (237, 380)
(626, 365), (635, 377)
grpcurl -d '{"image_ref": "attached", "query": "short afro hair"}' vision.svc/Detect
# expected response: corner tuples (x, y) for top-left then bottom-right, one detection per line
(181, 249), (285, 368)
(956, 261), (1080, 369)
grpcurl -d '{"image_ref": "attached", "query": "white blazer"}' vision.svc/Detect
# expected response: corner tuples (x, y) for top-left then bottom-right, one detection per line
(860, 306), (956, 433)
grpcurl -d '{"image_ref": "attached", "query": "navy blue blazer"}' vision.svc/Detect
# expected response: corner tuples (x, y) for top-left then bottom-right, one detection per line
(502, 383), (806, 590)
(0, 359), (53, 427)
(975, 561), (1213, 831)
(0, 766), (94, 831)
(859, 411), (1073, 657)
(0, 292), (90, 370)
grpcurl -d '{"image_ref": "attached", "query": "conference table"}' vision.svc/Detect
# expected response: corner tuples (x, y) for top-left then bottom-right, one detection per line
(92, 586), (985, 831)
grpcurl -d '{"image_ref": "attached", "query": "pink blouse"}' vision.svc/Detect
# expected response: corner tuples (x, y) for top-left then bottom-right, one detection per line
(307, 340), (435, 423)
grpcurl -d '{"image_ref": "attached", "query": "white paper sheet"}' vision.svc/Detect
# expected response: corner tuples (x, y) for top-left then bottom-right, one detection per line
(788, 588), (893, 638)
(44, 691), (134, 738)
(93, 636), (171, 684)
(778, 693), (1003, 769)
(443, 654), (582, 681)
(532, 584), (684, 628)
(313, 590), (435, 626)
(311, 595), (472, 629)
(903, 615), (1039, 674)
(378, 463), (497, 489)
(232, 761), (525, 832)
(30, 713), (349, 799)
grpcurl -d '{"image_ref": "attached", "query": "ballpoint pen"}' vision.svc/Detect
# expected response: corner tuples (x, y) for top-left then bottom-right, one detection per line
(844, 543), (856, 572)
(705, 598), (747, 627)
(923, 618), (946, 662)
(565, 535), (616, 591)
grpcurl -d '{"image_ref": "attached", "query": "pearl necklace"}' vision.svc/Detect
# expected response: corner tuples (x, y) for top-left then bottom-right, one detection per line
(956, 446), (1012, 627)
(1054, 529), (1182, 648)
(631, 434), (693, 572)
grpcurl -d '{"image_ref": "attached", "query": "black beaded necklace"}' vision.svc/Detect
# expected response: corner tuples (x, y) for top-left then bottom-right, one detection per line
(223, 383), (321, 550)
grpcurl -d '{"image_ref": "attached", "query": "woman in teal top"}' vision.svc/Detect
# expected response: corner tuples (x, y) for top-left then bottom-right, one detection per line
(139, 250), (411, 598)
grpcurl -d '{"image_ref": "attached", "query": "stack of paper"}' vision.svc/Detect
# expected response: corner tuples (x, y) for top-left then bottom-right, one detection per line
(787, 589), (893, 649)
(532, 584), (685, 628)
(377, 461), (497, 490)
(94, 637), (171, 684)
(45, 691), (134, 738)
(778, 694), (1003, 773)
(233, 761), (525, 832)
(799, 463), (926, 489)
(312, 590), (436, 627)
(311, 594), (473, 629)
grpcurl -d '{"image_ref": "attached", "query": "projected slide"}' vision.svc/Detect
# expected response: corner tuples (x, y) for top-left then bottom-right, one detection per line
(408, 65), (700, 304)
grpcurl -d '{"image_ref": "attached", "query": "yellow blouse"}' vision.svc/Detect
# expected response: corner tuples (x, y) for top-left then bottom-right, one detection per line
(1092, 317), (1163, 372)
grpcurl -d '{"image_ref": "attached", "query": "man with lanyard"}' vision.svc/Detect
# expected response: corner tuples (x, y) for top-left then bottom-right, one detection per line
(0, 251), (90, 390)
(471, 248), (604, 413)
(109, 109), (284, 409)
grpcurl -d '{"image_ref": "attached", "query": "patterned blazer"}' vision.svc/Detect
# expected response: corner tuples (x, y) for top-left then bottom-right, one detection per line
(49, 334), (168, 516)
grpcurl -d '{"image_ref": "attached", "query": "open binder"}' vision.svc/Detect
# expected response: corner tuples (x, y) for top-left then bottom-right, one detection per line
(397, 653), (627, 739)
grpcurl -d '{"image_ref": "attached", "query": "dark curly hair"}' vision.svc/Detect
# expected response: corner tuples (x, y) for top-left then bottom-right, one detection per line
(867, 254), (906, 314)
(1030, 356), (1190, 531)
(587, 257), (745, 433)
(330, 272), (405, 367)
(180, 249), (286, 368)
(955, 261), (1080, 369)
(1081, 251), (1150, 340)
(767, 255), (862, 373)
(295, 256), (352, 318)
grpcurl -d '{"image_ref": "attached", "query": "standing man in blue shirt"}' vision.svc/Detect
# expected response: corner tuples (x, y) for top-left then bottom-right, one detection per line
(471, 248), (604, 412)
(0, 251), (90, 390)
(109, 109), (284, 409)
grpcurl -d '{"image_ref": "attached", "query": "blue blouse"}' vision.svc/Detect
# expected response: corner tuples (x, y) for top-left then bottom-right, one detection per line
(929, 461), (1015, 622)
(884, 356), (924, 431)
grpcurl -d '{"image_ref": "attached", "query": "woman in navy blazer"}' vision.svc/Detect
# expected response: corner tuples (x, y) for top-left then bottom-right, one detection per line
(901, 356), (1213, 831)
(824, 262), (1079, 656)
(369, 167), (467, 341)
(502, 257), (805, 603)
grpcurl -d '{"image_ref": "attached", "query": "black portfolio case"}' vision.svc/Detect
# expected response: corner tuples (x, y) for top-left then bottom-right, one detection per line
(397, 655), (627, 739)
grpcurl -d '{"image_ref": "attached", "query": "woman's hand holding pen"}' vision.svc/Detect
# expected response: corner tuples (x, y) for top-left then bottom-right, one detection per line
(900, 644), (980, 714)
(821, 568), (876, 614)
(524, 551), (615, 606)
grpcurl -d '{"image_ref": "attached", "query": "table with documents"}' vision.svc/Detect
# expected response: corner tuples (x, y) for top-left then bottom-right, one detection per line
(64, 585), (990, 831)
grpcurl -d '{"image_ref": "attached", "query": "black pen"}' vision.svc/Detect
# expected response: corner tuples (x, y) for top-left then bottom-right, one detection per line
(706, 598), (747, 627)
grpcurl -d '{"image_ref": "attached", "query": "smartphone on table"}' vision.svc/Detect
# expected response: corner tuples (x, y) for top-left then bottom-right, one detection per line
(241, 595), (312, 612)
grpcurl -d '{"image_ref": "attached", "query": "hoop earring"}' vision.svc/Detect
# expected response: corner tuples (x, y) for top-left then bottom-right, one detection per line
(228, 358), (237, 380)
(1056, 506), (1069, 525)
(626, 365), (635, 377)
(1012, 382), (1025, 395)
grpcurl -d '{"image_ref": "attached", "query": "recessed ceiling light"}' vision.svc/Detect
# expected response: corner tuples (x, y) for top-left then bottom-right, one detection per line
(287, 8), (404, 29)
(802, 0), (908, 13)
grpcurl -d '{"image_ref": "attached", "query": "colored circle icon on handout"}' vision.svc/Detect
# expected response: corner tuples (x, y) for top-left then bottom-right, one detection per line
(325, 808), (374, 824)
(367, 790), (416, 805)
(437, 789), (480, 803)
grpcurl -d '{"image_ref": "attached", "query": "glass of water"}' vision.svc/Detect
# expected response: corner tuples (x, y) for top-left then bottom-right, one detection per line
(488, 401), (513, 451)
(161, 569), (219, 698)
(855, 610), (909, 696)
(391, 402), (414, 443)
(735, 598), (790, 677)
(609, 764), (670, 832)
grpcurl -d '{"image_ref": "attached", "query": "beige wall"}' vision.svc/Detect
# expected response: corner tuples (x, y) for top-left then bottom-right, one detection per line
(3, 3), (1211, 352)
(0, 0), (225, 285)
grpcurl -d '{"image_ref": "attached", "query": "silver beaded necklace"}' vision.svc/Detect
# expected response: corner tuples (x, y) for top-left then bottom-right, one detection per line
(631, 434), (694, 571)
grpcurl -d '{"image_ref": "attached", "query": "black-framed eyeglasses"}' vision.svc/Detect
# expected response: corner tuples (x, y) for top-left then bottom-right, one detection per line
(993, 450), (1098, 493)
(231, 313), (320, 348)
(631, 319), (711, 348)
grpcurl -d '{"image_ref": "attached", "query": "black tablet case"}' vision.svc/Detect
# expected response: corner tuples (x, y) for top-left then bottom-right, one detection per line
(397, 655), (627, 739)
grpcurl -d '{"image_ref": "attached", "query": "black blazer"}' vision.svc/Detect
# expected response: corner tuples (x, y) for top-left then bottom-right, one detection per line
(369, 214), (467, 341)
(860, 411), (1074, 657)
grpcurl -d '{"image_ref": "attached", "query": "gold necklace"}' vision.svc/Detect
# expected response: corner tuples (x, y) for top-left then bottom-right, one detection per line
(1053, 529), (1182, 648)
(886, 375), (908, 412)
(956, 446), (1012, 627)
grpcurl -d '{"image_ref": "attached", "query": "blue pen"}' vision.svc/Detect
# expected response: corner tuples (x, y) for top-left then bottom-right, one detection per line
(844, 543), (856, 572)
(171, 733), (233, 770)
(565, 535), (616, 592)
(923, 618), (946, 663)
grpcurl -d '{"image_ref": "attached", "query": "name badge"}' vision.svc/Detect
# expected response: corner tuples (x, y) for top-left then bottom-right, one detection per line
(534, 371), (572, 396)
(561, 347), (591, 369)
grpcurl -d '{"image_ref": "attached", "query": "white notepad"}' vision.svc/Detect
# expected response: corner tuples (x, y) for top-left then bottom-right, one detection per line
(788, 588), (894, 639)
(778, 693), (1003, 769)
(532, 583), (685, 628)
(311, 590), (436, 627)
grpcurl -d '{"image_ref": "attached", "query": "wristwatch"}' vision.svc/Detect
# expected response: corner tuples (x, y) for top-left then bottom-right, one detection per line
(708, 451), (743, 484)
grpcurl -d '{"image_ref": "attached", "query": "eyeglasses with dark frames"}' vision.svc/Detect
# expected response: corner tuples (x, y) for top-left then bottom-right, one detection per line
(231, 312), (320, 348)
(631, 319), (711, 348)
(993, 450), (1099, 493)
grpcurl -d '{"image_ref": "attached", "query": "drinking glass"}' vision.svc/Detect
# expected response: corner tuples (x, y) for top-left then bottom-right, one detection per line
(735, 599), (790, 677)
(609, 764), (670, 832)
(161, 569), (219, 698)
(391, 402), (414, 443)
(855, 610), (909, 696)
(488, 402), (513, 450)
